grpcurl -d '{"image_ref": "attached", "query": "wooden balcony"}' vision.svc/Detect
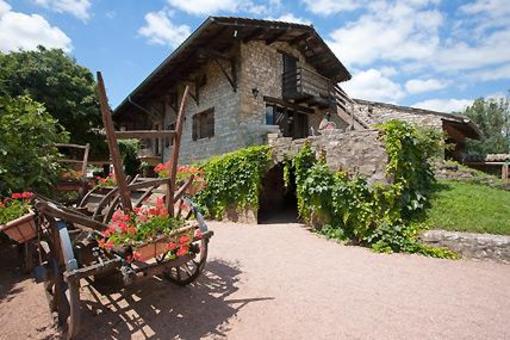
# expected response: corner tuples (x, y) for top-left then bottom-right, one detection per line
(282, 67), (334, 108)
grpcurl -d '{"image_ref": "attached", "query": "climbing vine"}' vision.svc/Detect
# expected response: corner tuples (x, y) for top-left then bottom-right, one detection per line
(195, 145), (272, 220)
(291, 121), (457, 258)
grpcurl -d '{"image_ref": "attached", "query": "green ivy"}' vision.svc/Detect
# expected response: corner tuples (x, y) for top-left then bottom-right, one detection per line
(195, 145), (271, 219)
(291, 121), (457, 259)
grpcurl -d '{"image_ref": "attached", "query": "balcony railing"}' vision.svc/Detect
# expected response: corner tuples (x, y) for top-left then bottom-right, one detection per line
(282, 66), (333, 101)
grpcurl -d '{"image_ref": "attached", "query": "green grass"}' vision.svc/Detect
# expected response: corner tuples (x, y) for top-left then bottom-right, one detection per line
(423, 180), (510, 235)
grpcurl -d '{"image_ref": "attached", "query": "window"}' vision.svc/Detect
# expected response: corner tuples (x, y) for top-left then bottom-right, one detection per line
(165, 122), (175, 147)
(192, 108), (214, 141)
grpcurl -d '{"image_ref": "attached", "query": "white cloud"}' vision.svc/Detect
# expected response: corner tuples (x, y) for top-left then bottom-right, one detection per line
(405, 78), (447, 94)
(471, 63), (510, 81)
(413, 98), (473, 113)
(33, 0), (91, 21)
(301, 0), (360, 15)
(0, 2), (72, 52)
(138, 10), (191, 48)
(344, 68), (405, 103)
(327, 2), (442, 67)
(460, 0), (510, 19)
(266, 13), (311, 25)
(0, 0), (10, 16)
(167, 0), (244, 15)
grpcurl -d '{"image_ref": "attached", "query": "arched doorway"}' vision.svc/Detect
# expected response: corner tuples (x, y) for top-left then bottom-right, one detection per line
(258, 163), (298, 224)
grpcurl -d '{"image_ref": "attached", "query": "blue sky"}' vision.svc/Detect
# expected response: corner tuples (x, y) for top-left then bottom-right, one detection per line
(1, 0), (509, 112)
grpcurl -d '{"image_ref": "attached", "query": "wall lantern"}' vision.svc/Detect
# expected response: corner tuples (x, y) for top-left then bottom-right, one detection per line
(252, 88), (259, 98)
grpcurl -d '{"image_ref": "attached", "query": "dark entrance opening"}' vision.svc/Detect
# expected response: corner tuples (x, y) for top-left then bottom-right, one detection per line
(258, 163), (298, 224)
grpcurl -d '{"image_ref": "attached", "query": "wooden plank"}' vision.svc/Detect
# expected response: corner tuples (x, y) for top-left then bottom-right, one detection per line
(114, 130), (176, 139)
(166, 86), (190, 215)
(97, 71), (132, 212)
(81, 143), (90, 176)
(263, 96), (315, 114)
(54, 143), (89, 149)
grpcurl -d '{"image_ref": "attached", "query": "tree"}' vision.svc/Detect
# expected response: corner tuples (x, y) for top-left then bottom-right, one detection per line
(464, 94), (510, 158)
(0, 96), (69, 195)
(0, 46), (106, 157)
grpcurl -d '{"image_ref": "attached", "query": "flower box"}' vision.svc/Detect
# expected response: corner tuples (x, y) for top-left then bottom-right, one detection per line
(134, 226), (195, 262)
(0, 210), (36, 244)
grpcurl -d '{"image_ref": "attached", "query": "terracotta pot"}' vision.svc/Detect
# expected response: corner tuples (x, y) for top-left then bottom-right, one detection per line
(0, 210), (36, 244)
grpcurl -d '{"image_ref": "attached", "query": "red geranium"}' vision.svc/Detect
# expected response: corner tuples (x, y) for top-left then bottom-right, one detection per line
(176, 245), (189, 257)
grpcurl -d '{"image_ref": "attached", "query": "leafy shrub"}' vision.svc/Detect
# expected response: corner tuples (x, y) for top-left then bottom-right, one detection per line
(118, 139), (141, 177)
(0, 96), (68, 195)
(291, 121), (457, 258)
(195, 145), (271, 219)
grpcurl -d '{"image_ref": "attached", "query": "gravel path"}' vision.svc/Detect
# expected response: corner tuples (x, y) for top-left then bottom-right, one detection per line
(1, 221), (509, 339)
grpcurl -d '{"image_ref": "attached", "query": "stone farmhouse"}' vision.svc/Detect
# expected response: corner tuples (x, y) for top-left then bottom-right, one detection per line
(113, 16), (480, 169)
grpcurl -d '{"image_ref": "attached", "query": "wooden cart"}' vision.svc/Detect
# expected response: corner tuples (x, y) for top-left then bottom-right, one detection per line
(30, 73), (212, 339)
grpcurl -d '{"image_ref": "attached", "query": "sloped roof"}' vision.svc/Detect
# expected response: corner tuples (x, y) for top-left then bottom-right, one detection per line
(353, 98), (481, 139)
(115, 16), (350, 116)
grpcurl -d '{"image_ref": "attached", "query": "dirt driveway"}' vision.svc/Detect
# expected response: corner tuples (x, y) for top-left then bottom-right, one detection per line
(1, 221), (509, 339)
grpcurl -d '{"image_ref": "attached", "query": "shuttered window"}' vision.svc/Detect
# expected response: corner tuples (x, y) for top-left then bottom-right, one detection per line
(192, 108), (215, 141)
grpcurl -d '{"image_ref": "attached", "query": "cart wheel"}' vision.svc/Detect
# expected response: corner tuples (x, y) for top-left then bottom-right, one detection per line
(45, 257), (81, 339)
(164, 237), (208, 286)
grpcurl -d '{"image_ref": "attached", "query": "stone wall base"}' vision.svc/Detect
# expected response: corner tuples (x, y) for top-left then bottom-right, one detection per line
(420, 230), (510, 264)
(222, 206), (258, 224)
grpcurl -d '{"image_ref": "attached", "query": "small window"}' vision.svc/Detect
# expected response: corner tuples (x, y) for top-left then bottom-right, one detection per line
(192, 108), (214, 141)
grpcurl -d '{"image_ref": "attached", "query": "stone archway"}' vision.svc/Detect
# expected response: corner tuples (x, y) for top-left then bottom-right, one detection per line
(258, 163), (298, 224)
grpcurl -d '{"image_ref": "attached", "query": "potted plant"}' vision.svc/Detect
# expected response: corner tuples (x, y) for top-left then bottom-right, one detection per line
(0, 192), (36, 243)
(154, 163), (206, 196)
(97, 197), (202, 262)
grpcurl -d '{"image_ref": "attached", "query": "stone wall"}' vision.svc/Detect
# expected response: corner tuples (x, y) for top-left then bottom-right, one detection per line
(163, 47), (244, 164)
(237, 41), (345, 147)
(353, 99), (444, 130)
(269, 129), (388, 184)
(421, 230), (510, 264)
(146, 40), (346, 165)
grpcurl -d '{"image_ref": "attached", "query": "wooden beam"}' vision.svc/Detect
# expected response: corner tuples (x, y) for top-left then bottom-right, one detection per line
(265, 30), (288, 45)
(97, 71), (132, 212)
(213, 56), (237, 92)
(263, 96), (315, 114)
(242, 28), (265, 42)
(289, 32), (311, 46)
(54, 143), (88, 149)
(166, 86), (190, 216)
(114, 130), (176, 139)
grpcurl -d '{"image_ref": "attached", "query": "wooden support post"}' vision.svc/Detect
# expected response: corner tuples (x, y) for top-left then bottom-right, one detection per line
(81, 143), (90, 177)
(166, 86), (190, 216)
(97, 71), (132, 212)
(503, 163), (509, 184)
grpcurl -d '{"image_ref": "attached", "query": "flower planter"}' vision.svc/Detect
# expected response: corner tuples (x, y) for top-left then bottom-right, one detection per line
(134, 227), (195, 262)
(0, 210), (36, 244)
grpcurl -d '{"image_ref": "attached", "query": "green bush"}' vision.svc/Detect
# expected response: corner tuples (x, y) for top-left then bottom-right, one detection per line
(0, 95), (68, 195)
(118, 139), (141, 177)
(195, 145), (271, 219)
(291, 121), (457, 258)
